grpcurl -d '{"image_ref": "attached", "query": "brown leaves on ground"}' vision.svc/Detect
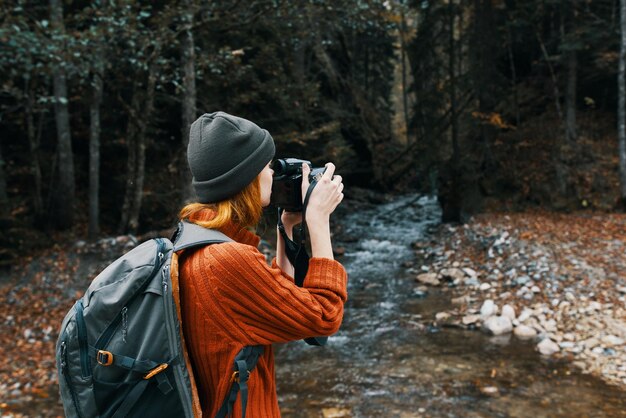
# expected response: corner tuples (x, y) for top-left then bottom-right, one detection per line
(0, 241), (124, 416)
(467, 211), (626, 288)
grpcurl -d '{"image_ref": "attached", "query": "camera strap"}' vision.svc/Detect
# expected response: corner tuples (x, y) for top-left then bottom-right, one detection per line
(277, 179), (328, 346)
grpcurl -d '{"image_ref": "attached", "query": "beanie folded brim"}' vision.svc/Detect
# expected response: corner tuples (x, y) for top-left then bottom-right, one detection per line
(192, 129), (275, 203)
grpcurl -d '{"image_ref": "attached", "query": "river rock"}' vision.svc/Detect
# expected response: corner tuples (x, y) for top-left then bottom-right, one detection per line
(479, 386), (500, 396)
(416, 273), (440, 286)
(322, 408), (351, 418)
(589, 301), (602, 311)
(480, 300), (498, 318)
(582, 337), (600, 349)
(517, 308), (533, 323)
(537, 338), (560, 355)
(602, 335), (625, 347)
(514, 325), (537, 340)
(501, 304), (516, 321)
(479, 283), (492, 291)
(463, 267), (478, 278)
(462, 314), (481, 325)
(543, 319), (558, 332)
(452, 294), (471, 305)
(440, 268), (465, 282)
(465, 277), (480, 287)
(483, 316), (513, 335)
(436, 312), (451, 321)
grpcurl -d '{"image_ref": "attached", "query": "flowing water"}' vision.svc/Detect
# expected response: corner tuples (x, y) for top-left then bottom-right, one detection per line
(275, 195), (626, 418)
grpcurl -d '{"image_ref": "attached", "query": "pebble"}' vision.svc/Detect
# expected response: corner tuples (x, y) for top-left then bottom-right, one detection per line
(543, 319), (558, 332)
(480, 300), (498, 318)
(517, 308), (533, 323)
(479, 283), (492, 291)
(463, 267), (478, 278)
(537, 338), (560, 356)
(531, 286), (541, 293)
(483, 316), (513, 335)
(416, 273), (440, 286)
(479, 386), (499, 396)
(592, 346), (606, 355)
(322, 408), (351, 418)
(589, 301), (602, 311)
(582, 338), (600, 349)
(440, 268), (465, 282)
(462, 315), (481, 325)
(602, 335), (625, 347)
(452, 295), (471, 305)
(435, 312), (451, 321)
(501, 304), (516, 321)
(465, 277), (480, 287)
(514, 325), (537, 340)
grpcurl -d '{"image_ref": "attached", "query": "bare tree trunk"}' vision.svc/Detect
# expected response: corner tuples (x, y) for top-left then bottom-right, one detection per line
(88, 49), (104, 240)
(442, 0), (463, 223)
(50, 0), (75, 229)
(564, 1), (577, 143)
(180, 0), (196, 203)
(619, 0), (626, 208)
(293, 34), (309, 130)
(0, 144), (8, 218)
(25, 77), (43, 220)
(506, 24), (520, 127)
(535, 30), (563, 120)
(399, 10), (410, 144)
(565, 48), (577, 142)
(449, 2), (459, 168)
(118, 89), (139, 234)
(127, 60), (158, 234)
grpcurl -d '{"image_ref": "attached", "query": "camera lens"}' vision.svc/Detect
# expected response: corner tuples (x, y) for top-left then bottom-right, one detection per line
(272, 159), (288, 176)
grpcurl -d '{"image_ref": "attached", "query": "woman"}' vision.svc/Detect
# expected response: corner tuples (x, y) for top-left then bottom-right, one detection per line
(178, 111), (347, 417)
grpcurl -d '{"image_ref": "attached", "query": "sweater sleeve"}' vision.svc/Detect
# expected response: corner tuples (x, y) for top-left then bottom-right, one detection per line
(270, 257), (295, 284)
(203, 242), (348, 346)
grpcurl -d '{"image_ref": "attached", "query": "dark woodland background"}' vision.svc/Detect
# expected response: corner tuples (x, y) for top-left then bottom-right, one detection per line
(1, 0), (626, 265)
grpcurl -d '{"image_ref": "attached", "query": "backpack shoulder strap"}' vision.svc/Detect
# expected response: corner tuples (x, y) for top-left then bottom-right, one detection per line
(173, 221), (233, 252)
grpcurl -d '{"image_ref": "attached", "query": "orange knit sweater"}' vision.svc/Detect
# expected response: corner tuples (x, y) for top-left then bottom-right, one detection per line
(179, 210), (348, 417)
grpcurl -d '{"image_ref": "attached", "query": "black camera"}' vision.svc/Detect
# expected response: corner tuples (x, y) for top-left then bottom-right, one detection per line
(271, 158), (326, 212)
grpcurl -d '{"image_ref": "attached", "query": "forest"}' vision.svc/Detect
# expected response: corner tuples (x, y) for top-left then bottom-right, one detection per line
(2, 1), (626, 416)
(1, 0), (625, 258)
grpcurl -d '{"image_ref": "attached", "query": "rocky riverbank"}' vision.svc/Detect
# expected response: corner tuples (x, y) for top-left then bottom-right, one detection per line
(412, 211), (626, 389)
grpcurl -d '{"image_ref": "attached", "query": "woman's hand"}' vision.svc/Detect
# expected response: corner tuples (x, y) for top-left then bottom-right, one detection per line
(301, 163), (344, 225)
(300, 162), (343, 259)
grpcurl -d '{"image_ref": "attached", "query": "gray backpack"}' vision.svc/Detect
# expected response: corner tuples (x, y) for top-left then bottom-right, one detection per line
(56, 221), (263, 418)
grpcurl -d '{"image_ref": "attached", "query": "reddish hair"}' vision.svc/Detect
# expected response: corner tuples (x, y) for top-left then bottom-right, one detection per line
(179, 175), (262, 230)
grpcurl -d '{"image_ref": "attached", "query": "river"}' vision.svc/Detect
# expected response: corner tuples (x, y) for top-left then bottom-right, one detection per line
(274, 194), (626, 418)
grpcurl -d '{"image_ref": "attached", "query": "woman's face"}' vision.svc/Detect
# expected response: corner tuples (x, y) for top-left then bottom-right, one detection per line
(259, 161), (274, 207)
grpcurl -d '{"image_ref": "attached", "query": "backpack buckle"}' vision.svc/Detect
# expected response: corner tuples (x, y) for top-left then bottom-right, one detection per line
(96, 350), (114, 366)
(230, 370), (250, 384)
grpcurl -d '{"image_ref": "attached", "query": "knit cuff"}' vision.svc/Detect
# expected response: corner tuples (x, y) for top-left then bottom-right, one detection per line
(303, 258), (348, 294)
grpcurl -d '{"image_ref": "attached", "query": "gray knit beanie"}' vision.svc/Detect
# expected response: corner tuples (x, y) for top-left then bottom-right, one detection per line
(187, 111), (276, 203)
